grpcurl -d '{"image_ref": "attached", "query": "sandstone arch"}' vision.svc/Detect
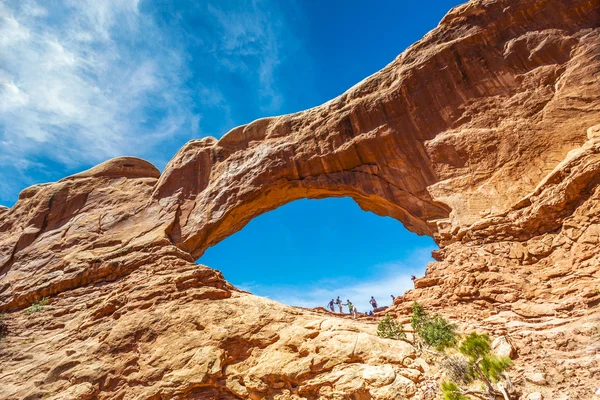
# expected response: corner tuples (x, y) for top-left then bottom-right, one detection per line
(154, 128), (450, 261)
(0, 0), (597, 314)
(150, 0), (599, 260)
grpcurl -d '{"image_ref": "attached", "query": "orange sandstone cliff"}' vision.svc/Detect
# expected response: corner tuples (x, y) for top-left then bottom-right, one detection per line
(1, 0), (599, 398)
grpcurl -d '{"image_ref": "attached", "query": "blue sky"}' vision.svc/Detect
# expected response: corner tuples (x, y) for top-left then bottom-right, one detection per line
(0, 0), (462, 308)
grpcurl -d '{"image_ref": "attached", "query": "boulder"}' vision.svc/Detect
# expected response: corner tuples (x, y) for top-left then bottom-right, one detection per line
(492, 336), (516, 359)
(526, 393), (543, 400)
(525, 372), (547, 386)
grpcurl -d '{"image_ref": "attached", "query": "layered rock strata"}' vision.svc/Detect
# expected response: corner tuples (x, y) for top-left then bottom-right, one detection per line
(1, 0), (599, 398)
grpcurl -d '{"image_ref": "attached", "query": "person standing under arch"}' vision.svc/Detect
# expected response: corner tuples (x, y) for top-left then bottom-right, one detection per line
(343, 299), (356, 318)
(369, 296), (378, 310)
(327, 299), (335, 312)
(335, 296), (343, 313)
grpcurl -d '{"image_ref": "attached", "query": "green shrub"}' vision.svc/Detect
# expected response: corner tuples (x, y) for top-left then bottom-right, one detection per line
(441, 381), (468, 400)
(410, 301), (427, 332)
(441, 332), (514, 399)
(478, 355), (512, 382)
(419, 315), (458, 351)
(377, 314), (406, 340)
(458, 332), (491, 361)
(458, 332), (512, 382)
(25, 297), (49, 314)
(410, 302), (457, 351)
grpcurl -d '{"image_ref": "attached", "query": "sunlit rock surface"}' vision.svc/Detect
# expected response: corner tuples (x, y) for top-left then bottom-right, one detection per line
(1, 0), (599, 398)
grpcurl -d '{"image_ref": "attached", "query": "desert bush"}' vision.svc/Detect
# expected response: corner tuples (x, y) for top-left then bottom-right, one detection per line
(440, 381), (468, 400)
(410, 302), (457, 351)
(410, 301), (427, 332)
(419, 315), (458, 351)
(458, 332), (491, 361)
(442, 332), (514, 399)
(25, 297), (49, 314)
(441, 355), (474, 384)
(458, 332), (512, 382)
(478, 354), (512, 382)
(377, 314), (406, 340)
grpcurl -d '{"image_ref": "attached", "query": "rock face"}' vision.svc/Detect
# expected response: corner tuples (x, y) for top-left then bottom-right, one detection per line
(1, 0), (599, 398)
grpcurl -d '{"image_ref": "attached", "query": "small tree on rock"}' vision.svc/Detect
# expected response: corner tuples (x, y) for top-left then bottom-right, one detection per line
(442, 332), (514, 400)
(410, 302), (457, 351)
(377, 314), (406, 340)
(441, 381), (468, 400)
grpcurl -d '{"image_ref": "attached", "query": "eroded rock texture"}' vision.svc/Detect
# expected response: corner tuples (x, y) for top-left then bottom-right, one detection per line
(1, 0), (599, 398)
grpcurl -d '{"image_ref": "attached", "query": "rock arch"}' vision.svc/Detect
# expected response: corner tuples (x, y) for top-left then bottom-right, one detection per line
(0, 0), (597, 312)
(153, 120), (450, 260)
(150, 0), (599, 259)
(1, 0), (598, 311)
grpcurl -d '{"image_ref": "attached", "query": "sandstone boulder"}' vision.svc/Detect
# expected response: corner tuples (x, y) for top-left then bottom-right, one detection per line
(525, 372), (547, 386)
(492, 335), (516, 359)
(526, 393), (543, 400)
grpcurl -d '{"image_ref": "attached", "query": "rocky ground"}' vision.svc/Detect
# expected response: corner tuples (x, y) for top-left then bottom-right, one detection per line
(1, 0), (599, 398)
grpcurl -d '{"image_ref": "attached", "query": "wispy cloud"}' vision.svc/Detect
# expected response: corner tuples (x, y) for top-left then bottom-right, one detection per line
(0, 0), (198, 202)
(207, 1), (286, 112)
(0, 0), (305, 206)
(237, 246), (435, 310)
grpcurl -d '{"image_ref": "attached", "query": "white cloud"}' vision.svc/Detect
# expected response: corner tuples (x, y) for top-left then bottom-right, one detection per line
(0, 0), (197, 199)
(63, 0), (141, 42)
(0, 0), (304, 205)
(236, 246), (436, 311)
(207, 1), (284, 111)
(0, 80), (29, 111)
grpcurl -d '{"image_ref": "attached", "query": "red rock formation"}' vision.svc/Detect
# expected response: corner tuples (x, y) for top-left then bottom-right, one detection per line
(1, 0), (599, 398)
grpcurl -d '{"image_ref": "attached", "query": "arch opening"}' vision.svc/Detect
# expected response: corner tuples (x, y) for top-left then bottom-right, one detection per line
(198, 197), (438, 310)
(158, 141), (450, 262)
